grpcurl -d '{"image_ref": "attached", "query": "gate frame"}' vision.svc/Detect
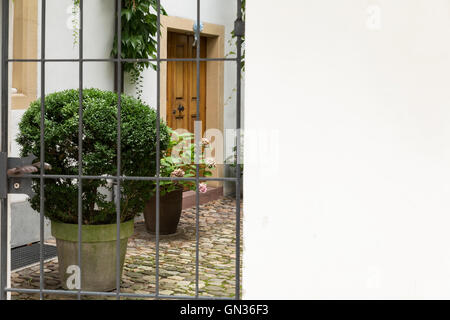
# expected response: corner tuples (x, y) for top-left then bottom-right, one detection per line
(0, 0), (243, 300)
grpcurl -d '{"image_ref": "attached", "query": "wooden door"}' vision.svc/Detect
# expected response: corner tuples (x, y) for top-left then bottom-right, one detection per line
(167, 32), (207, 134)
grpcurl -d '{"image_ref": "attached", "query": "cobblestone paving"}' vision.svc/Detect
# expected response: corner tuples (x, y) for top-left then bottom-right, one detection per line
(10, 197), (242, 300)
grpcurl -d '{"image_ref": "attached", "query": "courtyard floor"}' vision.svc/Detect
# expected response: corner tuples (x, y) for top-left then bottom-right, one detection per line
(10, 197), (242, 300)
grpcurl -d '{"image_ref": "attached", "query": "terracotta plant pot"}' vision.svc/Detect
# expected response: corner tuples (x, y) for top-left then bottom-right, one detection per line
(51, 220), (134, 292)
(143, 188), (183, 235)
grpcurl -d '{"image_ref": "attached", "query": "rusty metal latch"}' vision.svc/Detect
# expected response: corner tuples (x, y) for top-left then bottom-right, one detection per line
(0, 152), (52, 199)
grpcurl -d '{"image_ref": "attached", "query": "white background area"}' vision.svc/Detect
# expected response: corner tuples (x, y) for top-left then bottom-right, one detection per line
(244, 0), (450, 299)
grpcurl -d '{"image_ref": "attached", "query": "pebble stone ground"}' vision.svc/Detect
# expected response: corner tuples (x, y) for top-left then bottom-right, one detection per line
(10, 197), (243, 300)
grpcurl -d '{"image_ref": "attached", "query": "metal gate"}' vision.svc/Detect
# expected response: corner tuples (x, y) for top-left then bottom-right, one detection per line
(0, 0), (243, 300)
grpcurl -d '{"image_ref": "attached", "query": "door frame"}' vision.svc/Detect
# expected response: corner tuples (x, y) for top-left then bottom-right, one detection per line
(160, 16), (225, 186)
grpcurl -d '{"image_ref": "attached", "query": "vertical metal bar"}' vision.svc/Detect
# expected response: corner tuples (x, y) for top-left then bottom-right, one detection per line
(195, 0), (201, 299)
(0, 0), (9, 301)
(113, 0), (118, 93)
(235, 0), (242, 300)
(77, 0), (83, 300)
(155, 0), (161, 299)
(39, 0), (47, 301)
(115, 0), (122, 300)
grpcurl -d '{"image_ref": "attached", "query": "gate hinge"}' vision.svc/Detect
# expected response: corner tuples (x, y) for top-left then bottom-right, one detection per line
(234, 18), (245, 38)
(0, 153), (51, 199)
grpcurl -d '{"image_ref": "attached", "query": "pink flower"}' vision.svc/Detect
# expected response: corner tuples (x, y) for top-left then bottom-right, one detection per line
(199, 183), (207, 193)
(170, 168), (185, 178)
(205, 157), (216, 168)
(201, 138), (210, 147)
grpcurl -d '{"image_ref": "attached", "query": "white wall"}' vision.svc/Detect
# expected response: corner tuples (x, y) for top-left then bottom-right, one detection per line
(244, 0), (450, 299)
(11, 0), (117, 158)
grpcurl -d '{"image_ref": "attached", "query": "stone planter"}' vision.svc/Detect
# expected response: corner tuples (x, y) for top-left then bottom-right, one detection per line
(143, 188), (183, 235)
(51, 220), (134, 292)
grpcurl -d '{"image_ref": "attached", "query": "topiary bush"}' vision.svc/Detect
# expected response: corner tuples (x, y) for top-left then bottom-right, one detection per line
(16, 88), (170, 225)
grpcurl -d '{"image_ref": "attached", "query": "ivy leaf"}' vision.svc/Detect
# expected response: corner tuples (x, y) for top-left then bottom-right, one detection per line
(122, 8), (133, 21)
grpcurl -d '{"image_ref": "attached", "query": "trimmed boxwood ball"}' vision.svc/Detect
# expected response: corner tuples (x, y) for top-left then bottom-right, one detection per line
(16, 88), (170, 225)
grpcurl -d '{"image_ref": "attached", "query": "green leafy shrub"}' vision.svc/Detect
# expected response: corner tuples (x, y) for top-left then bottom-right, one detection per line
(16, 88), (170, 225)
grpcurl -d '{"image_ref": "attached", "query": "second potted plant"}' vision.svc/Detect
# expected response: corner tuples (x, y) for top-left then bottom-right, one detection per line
(143, 131), (215, 234)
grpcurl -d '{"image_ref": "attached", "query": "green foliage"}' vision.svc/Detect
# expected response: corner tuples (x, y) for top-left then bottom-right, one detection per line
(16, 88), (170, 225)
(228, 0), (245, 70)
(226, 131), (244, 177)
(72, 0), (80, 46)
(110, 0), (167, 99)
(226, 145), (243, 177)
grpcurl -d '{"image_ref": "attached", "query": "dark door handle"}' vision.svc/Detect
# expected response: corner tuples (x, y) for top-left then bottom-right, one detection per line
(173, 104), (185, 119)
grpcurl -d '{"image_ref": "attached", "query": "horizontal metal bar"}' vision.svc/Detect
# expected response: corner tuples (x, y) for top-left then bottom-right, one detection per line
(10, 174), (238, 182)
(119, 292), (232, 300)
(161, 58), (235, 62)
(4, 287), (233, 300)
(7, 58), (237, 63)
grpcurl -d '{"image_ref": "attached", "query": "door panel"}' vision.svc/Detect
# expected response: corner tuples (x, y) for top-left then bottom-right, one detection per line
(167, 32), (206, 134)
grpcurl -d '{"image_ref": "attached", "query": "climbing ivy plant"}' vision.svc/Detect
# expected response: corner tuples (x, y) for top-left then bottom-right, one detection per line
(71, 0), (166, 99)
(228, 0), (245, 71)
(111, 0), (167, 99)
(72, 0), (80, 46)
(224, 0), (246, 106)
